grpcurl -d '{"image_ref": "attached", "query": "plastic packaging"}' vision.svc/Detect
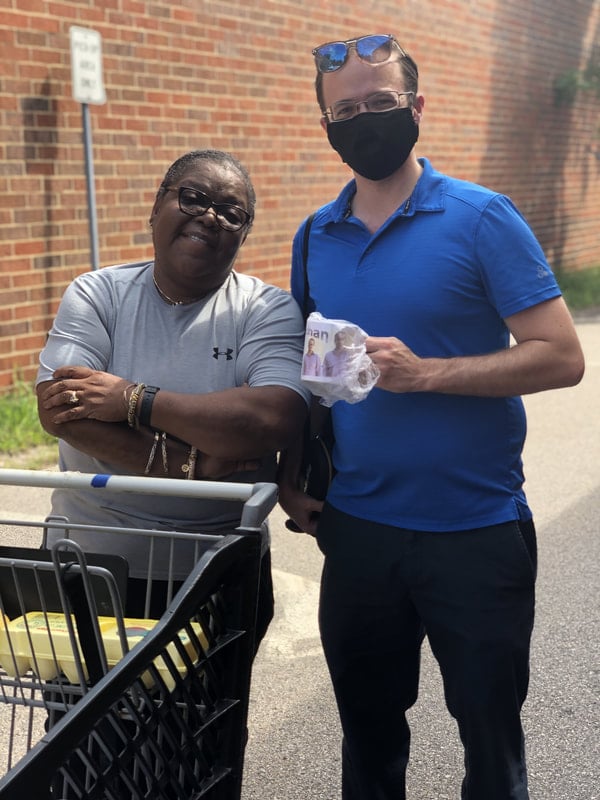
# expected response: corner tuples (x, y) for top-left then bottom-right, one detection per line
(301, 312), (379, 406)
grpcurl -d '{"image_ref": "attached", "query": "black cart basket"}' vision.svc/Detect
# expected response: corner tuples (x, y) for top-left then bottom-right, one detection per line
(0, 469), (277, 800)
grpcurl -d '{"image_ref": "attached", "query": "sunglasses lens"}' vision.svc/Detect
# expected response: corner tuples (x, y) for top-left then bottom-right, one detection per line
(315, 42), (348, 72)
(355, 35), (393, 63)
(314, 35), (397, 73)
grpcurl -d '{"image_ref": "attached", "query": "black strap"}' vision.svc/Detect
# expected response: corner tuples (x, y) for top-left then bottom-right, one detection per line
(284, 212), (320, 534)
(301, 212), (316, 321)
(138, 385), (160, 428)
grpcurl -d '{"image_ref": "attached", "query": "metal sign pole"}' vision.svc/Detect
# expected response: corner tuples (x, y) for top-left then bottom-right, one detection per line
(82, 103), (100, 270)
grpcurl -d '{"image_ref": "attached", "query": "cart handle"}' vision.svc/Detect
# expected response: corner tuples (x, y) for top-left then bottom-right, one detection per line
(0, 468), (272, 501)
(0, 468), (278, 531)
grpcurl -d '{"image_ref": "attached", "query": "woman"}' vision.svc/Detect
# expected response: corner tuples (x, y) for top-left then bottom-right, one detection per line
(36, 149), (309, 642)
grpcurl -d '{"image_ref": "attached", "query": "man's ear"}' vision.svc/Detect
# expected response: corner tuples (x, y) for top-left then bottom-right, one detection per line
(412, 94), (425, 124)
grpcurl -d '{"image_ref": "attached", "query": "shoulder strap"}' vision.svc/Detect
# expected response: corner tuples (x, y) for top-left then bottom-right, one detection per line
(301, 212), (316, 321)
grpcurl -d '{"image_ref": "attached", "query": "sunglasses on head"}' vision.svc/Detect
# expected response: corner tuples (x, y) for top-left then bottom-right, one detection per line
(312, 34), (406, 74)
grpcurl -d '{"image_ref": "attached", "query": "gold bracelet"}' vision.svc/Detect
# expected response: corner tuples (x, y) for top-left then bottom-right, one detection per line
(122, 383), (136, 418)
(181, 446), (198, 480)
(160, 432), (168, 474)
(144, 430), (160, 474)
(127, 382), (146, 429)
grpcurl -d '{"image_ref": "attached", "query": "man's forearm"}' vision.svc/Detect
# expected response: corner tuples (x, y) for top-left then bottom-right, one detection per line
(417, 339), (584, 397)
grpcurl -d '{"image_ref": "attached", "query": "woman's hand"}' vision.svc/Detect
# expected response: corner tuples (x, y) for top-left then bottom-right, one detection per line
(40, 366), (130, 423)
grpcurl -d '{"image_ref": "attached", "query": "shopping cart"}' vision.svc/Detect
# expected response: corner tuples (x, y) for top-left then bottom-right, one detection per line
(0, 468), (277, 800)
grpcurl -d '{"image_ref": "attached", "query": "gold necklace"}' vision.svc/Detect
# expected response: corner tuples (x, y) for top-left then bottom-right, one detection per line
(153, 274), (202, 306)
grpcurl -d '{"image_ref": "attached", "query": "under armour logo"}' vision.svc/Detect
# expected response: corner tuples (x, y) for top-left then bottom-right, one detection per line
(213, 347), (234, 360)
(536, 264), (549, 279)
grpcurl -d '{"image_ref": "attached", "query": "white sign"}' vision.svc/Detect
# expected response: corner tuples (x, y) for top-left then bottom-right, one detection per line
(70, 26), (106, 105)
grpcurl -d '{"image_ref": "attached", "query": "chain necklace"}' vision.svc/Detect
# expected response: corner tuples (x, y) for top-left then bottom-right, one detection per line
(152, 274), (202, 306)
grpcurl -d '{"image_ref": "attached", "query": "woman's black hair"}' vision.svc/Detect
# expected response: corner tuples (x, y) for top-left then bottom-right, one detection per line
(156, 149), (256, 219)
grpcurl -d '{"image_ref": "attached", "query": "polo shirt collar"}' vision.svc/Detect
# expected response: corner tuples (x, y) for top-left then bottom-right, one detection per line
(328, 157), (446, 223)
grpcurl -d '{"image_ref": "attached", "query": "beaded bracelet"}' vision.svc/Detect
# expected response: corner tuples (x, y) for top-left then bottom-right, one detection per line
(127, 382), (146, 429)
(144, 430), (169, 475)
(144, 431), (160, 474)
(122, 383), (136, 417)
(181, 446), (198, 480)
(160, 431), (168, 474)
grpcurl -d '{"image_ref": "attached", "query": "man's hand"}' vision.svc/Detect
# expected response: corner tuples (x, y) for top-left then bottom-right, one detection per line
(278, 483), (324, 537)
(365, 336), (423, 393)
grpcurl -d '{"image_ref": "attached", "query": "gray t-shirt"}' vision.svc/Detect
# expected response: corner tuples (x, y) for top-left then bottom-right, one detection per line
(37, 261), (309, 577)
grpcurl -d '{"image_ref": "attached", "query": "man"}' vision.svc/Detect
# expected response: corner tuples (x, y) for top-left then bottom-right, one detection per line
(278, 34), (584, 800)
(37, 149), (310, 639)
(322, 331), (350, 377)
(303, 337), (323, 376)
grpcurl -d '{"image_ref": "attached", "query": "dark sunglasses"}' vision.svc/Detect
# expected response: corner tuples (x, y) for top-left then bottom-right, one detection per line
(312, 34), (406, 74)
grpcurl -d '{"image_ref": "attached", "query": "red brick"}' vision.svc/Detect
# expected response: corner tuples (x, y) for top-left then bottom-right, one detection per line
(0, 0), (597, 388)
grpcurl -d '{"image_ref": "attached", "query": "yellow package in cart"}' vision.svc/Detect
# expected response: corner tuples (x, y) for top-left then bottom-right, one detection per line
(101, 618), (209, 690)
(2, 614), (162, 684)
(3, 612), (91, 680)
(0, 612), (208, 688)
(0, 612), (31, 677)
(3, 612), (113, 683)
(58, 616), (118, 683)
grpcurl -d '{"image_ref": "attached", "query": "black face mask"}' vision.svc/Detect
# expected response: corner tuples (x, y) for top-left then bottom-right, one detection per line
(327, 107), (419, 181)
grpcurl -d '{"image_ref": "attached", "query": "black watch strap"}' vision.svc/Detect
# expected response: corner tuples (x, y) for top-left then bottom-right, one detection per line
(138, 385), (160, 428)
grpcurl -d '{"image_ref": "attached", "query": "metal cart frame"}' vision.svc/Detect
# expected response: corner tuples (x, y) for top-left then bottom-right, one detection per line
(0, 469), (277, 800)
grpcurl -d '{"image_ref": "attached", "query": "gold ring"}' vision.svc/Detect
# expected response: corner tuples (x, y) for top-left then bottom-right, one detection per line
(68, 390), (79, 405)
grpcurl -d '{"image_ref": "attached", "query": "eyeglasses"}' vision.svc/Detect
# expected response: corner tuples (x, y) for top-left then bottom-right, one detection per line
(167, 187), (252, 232)
(324, 90), (414, 122)
(312, 34), (406, 74)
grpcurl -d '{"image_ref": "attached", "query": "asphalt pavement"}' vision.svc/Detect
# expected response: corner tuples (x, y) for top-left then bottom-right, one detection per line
(0, 319), (597, 799)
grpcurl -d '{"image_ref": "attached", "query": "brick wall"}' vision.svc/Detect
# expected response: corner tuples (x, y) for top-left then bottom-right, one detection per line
(0, 0), (598, 388)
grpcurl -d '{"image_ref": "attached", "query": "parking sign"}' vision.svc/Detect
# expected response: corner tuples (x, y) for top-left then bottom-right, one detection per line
(70, 26), (106, 105)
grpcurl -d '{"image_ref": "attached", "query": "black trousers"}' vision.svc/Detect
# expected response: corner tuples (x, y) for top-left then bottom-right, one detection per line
(316, 504), (537, 800)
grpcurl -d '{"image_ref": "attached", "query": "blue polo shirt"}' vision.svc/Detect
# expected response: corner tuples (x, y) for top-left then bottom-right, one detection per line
(291, 158), (561, 531)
